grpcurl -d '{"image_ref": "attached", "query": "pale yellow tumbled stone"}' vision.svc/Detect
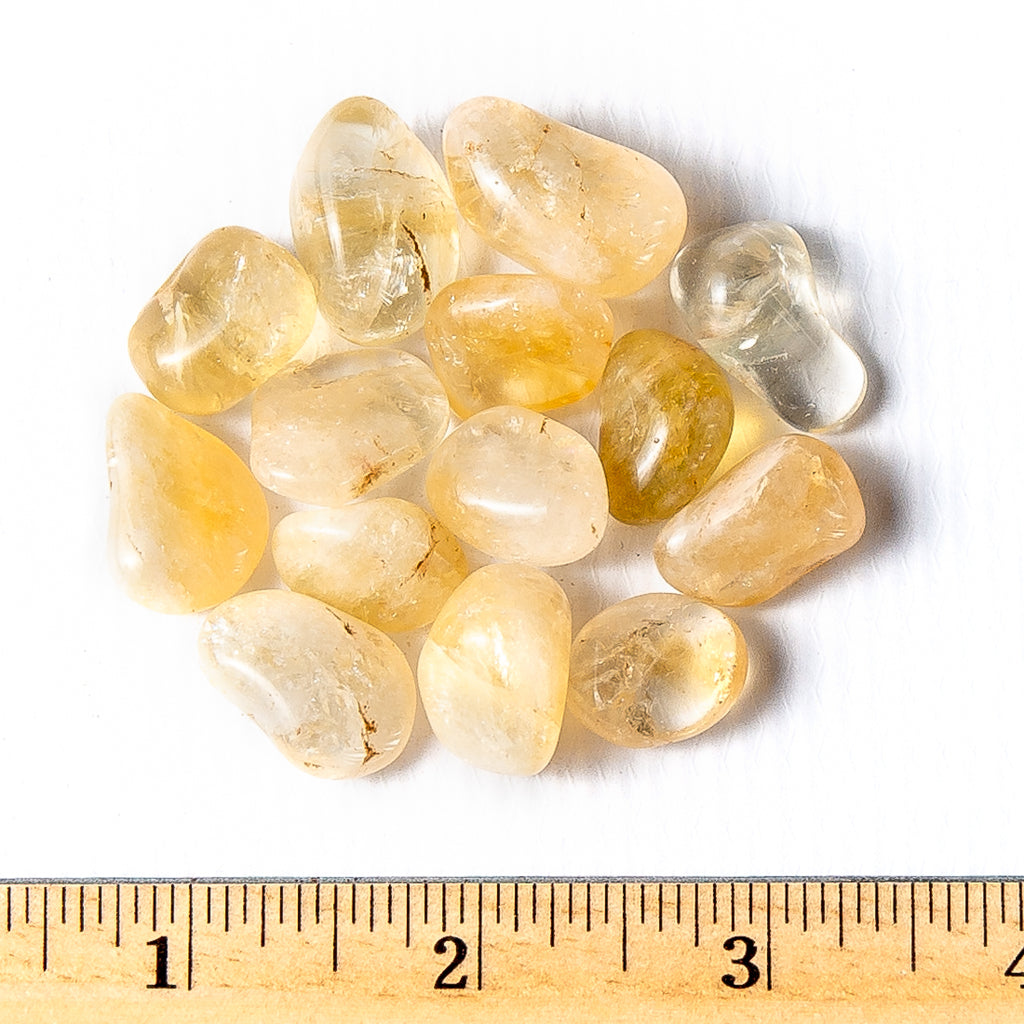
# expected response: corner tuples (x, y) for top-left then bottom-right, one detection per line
(654, 434), (866, 606)
(273, 499), (469, 633)
(443, 97), (687, 297)
(567, 593), (747, 748)
(290, 96), (460, 345)
(128, 226), (317, 415)
(424, 274), (614, 417)
(250, 350), (450, 506)
(425, 405), (609, 566)
(418, 563), (571, 775)
(199, 590), (416, 778)
(106, 393), (268, 614)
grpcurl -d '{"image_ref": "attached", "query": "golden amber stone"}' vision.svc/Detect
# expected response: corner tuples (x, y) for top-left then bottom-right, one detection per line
(128, 226), (317, 415)
(424, 274), (614, 417)
(654, 434), (866, 605)
(443, 97), (687, 298)
(106, 393), (268, 614)
(273, 499), (468, 633)
(199, 590), (416, 778)
(290, 96), (460, 345)
(418, 563), (571, 775)
(567, 594), (748, 748)
(599, 329), (734, 524)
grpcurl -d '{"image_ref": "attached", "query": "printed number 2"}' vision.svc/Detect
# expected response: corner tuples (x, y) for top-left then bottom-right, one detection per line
(433, 935), (469, 989)
(722, 935), (761, 989)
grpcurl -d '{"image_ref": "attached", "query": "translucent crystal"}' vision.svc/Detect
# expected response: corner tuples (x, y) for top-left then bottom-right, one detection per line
(670, 221), (867, 432)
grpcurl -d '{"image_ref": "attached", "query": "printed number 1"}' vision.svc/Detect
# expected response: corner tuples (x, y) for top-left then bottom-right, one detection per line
(147, 935), (176, 989)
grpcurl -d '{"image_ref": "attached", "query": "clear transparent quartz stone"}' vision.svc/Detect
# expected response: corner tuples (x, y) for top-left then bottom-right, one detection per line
(670, 221), (867, 432)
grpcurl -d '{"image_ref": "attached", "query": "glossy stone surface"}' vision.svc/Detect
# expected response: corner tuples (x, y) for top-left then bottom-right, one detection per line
(568, 594), (747, 748)
(670, 221), (867, 432)
(444, 97), (687, 298)
(599, 329), (734, 524)
(251, 350), (450, 506)
(273, 499), (468, 633)
(424, 274), (614, 417)
(426, 405), (608, 566)
(654, 434), (866, 605)
(418, 563), (571, 775)
(106, 393), (268, 613)
(128, 226), (317, 415)
(199, 590), (415, 778)
(291, 96), (460, 345)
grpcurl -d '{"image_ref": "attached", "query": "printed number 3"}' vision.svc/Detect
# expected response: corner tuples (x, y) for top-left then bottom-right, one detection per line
(722, 934), (761, 989)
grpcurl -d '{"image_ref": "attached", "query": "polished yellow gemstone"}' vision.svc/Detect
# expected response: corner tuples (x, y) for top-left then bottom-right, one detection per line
(424, 274), (614, 417)
(291, 96), (460, 345)
(443, 97), (687, 297)
(654, 434), (866, 605)
(599, 329), (734, 524)
(128, 226), (317, 415)
(106, 393), (268, 613)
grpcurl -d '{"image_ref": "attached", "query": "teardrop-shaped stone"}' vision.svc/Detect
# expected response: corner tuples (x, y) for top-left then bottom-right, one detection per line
(290, 96), (460, 345)
(273, 499), (468, 633)
(424, 274), (614, 417)
(250, 350), (450, 506)
(128, 226), (317, 415)
(106, 393), (268, 613)
(599, 329), (734, 524)
(654, 434), (866, 606)
(418, 563), (571, 775)
(199, 590), (416, 778)
(425, 405), (608, 566)
(567, 593), (747, 748)
(443, 97), (687, 298)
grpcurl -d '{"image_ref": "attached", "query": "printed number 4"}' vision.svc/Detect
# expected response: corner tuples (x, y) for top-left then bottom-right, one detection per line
(1006, 946), (1024, 988)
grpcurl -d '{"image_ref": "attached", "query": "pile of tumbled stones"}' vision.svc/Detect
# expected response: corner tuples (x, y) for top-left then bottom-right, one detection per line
(107, 96), (867, 778)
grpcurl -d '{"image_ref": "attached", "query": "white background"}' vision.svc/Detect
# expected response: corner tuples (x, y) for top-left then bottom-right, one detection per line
(2, 0), (1021, 879)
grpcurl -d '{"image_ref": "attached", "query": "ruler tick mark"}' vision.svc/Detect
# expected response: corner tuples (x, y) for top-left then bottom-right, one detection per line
(748, 882), (754, 926)
(549, 883), (555, 947)
(640, 883), (645, 925)
(297, 883), (302, 933)
(24, 887), (29, 925)
(243, 884), (248, 926)
(279, 885), (284, 927)
(133, 885), (139, 925)
(1001, 882), (1006, 925)
(856, 881), (861, 925)
(803, 882), (809, 933)
(946, 883), (952, 932)
(207, 886), (213, 926)
(730, 882), (735, 932)
(911, 882), (916, 972)
(839, 882), (844, 948)
(332, 884), (338, 972)
(405, 885), (410, 948)
(354, 883), (359, 927)
(81, 885), (86, 933)
(115, 885), (121, 947)
(713, 882), (719, 925)
(61, 885), (66, 926)
(422, 882), (427, 926)
(6, 885), (11, 932)
(1018, 881), (1022, 931)
(820, 882), (826, 925)
(603, 883), (608, 926)
(929, 881), (934, 924)
(568, 882), (573, 925)
(387, 883), (393, 926)
(315, 882), (320, 926)
(370, 883), (375, 933)
(496, 882), (501, 925)
(659, 883), (663, 932)
(964, 881), (969, 924)
(459, 882), (465, 926)
(169, 886), (174, 926)
(620, 884), (627, 972)
(983, 883), (988, 947)
(892, 884), (898, 926)
(515, 883), (520, 932)
(585, 883), (590, 932)
(97, 886), (102, 926)
(676, 883), (681, 927)
(260, 885), (266, 947)
(42, 887), (48, 972)
(694, 882), (700, 947)
(439, 883), (444, 933)
(187, 884), (194, 992)
(476, 883), (483, 991)
(765, 882), (773, 992)
(874, 882), (879, 932)
(785, 882), (790, 925)
(535, 883), (539, 925)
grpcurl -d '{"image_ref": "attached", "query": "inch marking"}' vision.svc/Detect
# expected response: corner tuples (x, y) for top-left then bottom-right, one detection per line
(910, 881), (916, 972)
(621, 883), (627, 972)
(475, 882), (483, 992)
(332, 884), (338, 973)
(187, 882), (194, 992)
(765, 882), (773, 992)
(41, 886), (48, 972)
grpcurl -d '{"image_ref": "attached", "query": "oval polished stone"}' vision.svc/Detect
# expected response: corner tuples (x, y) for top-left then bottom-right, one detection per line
(250, 350), (450, 506)
(417, 563), (571, 775)
(568, 593), (748, 748)
(654, 434), (866, 605)
(599, 329), (734, 525)
(443, 97), (687, 298)
(425, 405), (609, 566)
(128, 226), (317, 415)
(199, 590), (416, 778)
(291, 96), (460, 345)
(424, 274), (614, 417)
(273, 499), (468, 633)
(106, 393), (268, 614)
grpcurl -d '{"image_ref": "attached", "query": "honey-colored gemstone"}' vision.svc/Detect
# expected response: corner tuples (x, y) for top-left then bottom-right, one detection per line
(106, 393), (268, 613)
(199, 590), (415, 778)
(128, 226), (317, 415)
(567, 594), (747, 748)
(443, 97), (687, 298)
(417, 563), (571, 775)
(424, 274), (614, 417)
(599, 329), (734, 525)
(425, 405), (608, 566)
(670, 221), (867, 432)
(250, 350), (450, 506)
(273, 499), (468, 633)
(290, 96), (460, 345)
(654, 434), (866, 605)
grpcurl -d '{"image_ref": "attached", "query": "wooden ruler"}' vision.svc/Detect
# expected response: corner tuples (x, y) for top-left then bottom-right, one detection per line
(1, 878), (1022, 1022)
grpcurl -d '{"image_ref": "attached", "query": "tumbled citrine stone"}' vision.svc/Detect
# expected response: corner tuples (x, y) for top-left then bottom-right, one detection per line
(418, 563), (571, 775)
(106, 393), (268, 613)
(654, 434), (866, 605)
(128, 226), (317, 415)
(567, 594), (747, 748)
(443, 97), (687, 298)
(290, 96), (460, 345)
(199, 590), (416, 778)
(599, 329), (734, 524)
(424, 274), (614, 417)
(273, 499), (468, 633)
